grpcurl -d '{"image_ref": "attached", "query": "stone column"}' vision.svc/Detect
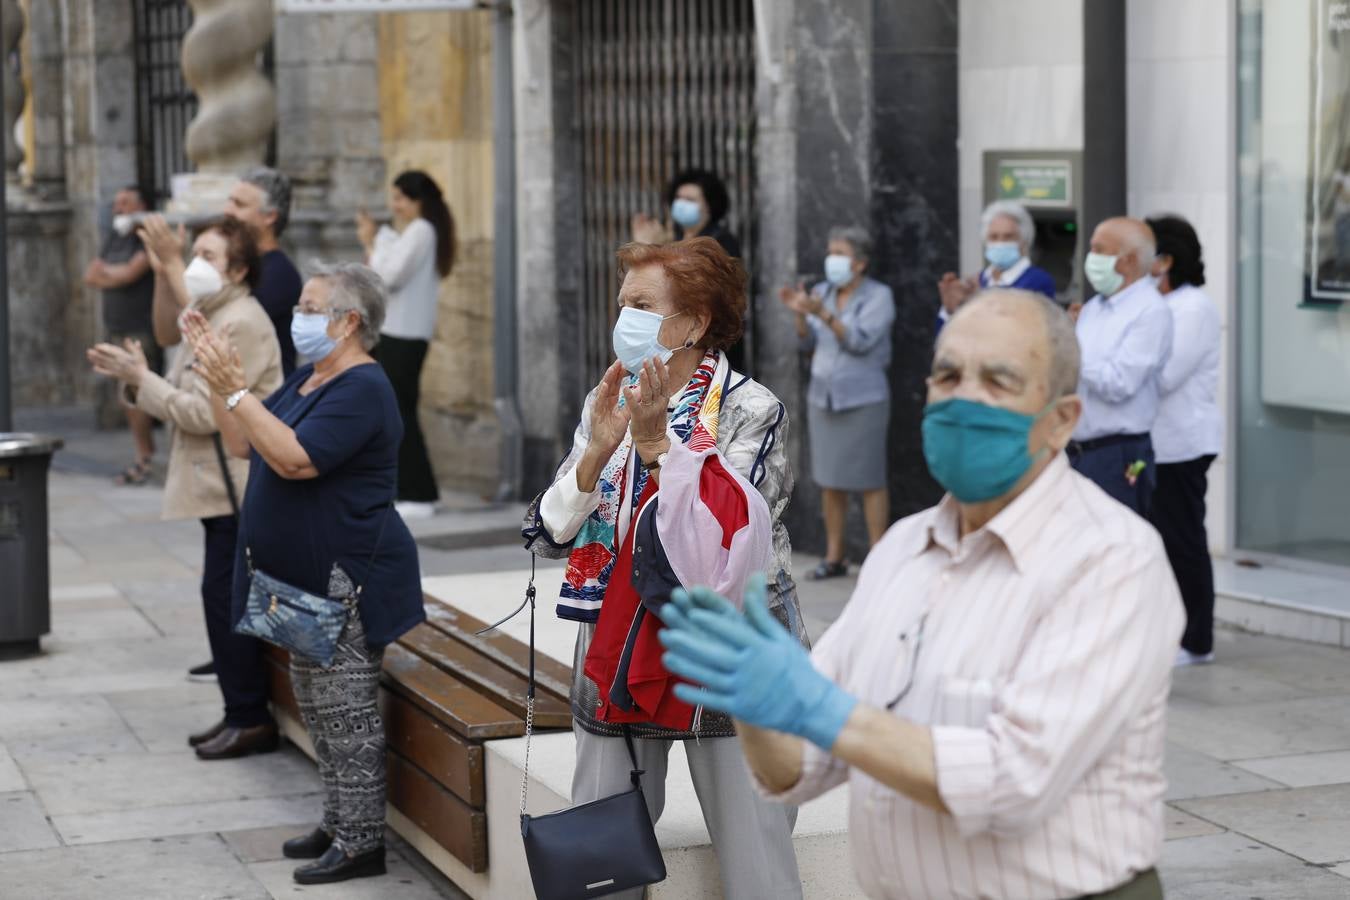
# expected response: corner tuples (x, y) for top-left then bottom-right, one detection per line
(182, 0), (277, 174)
(2, 0), (25, 182)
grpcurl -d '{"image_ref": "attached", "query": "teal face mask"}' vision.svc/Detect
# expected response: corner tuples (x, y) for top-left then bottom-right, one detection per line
(922, 397), (1052, 503)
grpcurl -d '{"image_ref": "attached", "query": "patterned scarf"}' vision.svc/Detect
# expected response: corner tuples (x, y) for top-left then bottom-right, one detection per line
(556, 350), (725, 622)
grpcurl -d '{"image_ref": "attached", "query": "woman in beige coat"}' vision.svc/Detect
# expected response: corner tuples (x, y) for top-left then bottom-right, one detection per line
(89, 216), (282, 760)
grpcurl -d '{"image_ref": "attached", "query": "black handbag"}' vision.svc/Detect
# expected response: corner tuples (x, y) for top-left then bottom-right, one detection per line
(481, 558), (666, 900)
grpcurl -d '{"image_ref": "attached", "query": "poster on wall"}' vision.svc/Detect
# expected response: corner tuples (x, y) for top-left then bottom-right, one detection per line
(1307, 0), (1350, 302)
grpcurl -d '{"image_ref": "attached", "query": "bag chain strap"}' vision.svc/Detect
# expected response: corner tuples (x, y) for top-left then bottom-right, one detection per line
(519, 556), (537, 816)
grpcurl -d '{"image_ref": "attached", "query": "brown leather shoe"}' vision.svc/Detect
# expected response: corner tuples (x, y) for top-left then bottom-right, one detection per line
(194, 723), (279, 760)
(188, 719), (227, 748)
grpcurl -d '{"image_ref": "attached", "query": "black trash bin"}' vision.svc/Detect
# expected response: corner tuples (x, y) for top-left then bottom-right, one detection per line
(0, 433), (63, 658)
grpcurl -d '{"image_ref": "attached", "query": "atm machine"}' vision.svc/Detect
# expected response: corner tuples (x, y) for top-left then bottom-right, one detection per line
(982, 150), (1083, 305)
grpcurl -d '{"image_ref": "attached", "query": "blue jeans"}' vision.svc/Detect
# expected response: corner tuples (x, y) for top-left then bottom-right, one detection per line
(1069, 433), (1156, 517)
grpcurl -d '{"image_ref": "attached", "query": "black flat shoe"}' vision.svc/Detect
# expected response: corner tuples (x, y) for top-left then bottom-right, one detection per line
(282, 826), (334, 860)
(293, 844), (386, 885)
(809, 560), (848, 580)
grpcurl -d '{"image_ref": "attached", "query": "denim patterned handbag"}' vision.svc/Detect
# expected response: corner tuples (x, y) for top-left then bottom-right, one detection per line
(235, 561), (353, 667)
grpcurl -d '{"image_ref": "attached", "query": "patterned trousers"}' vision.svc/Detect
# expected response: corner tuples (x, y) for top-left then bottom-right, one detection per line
(289, 567), (387, 854)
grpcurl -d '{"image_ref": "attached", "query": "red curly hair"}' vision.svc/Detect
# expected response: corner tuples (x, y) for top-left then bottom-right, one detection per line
(615, 237), (746, 351)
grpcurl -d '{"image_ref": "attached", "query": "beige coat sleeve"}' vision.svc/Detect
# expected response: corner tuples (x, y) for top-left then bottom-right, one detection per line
(229, 301), (284, 400)
(133, 368), (217, 436)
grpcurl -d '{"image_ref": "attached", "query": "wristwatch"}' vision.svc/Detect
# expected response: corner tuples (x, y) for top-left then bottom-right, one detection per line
(642, 451), (669, 473)
(224, 388), (248, 412)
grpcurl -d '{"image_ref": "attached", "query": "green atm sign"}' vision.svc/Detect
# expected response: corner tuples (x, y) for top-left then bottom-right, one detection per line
(996, 160), (1073, 209)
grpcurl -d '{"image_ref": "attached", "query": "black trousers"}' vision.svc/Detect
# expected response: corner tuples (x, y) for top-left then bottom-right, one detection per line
(373, 334), (439, 502)
(201, 515), (271, 728)
(1151, 455), (1217, 656)
(1069, 433), (1156, 517)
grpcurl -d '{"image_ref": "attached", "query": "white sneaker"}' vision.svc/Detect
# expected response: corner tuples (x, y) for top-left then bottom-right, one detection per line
(1174, 648), (1215, 667)
(395, 501), (437, 520)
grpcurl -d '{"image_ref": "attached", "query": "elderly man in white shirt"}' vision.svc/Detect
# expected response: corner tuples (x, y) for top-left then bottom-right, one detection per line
(1071, 217), (1174, 516)
(658, 288), (1184, 900)
(1146, 215), (1223, 667)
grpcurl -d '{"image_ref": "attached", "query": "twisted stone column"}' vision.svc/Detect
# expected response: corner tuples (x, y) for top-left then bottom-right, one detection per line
(2, 0), (25, 180)
(181, 0), (276, 173)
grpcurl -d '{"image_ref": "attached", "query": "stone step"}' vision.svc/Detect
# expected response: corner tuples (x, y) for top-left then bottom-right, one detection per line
(1215, 557), (1350, 648)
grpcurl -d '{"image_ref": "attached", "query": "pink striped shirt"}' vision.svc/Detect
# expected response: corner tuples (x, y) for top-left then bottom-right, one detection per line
(766, 454), (1184, 899)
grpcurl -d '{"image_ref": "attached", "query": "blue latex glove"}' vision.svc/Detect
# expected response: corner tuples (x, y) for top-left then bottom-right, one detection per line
(658, 574), (858, 750)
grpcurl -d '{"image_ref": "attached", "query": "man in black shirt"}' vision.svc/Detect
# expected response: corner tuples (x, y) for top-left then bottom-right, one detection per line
(225, 167), (302, 375)
(85, 185), (159, 484)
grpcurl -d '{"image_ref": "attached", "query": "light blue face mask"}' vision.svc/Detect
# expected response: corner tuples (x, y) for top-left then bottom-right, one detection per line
(984, 241), (1021, 271)
(824, 254), (854, 287)
(671, 198), (702, 229)
(612, 307), (682, 374)
(291, 312), (339, 362)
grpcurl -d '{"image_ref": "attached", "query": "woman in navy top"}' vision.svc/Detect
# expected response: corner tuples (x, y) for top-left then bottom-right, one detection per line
(937, 200), (1057, 331)
(184, 262), (423, 887)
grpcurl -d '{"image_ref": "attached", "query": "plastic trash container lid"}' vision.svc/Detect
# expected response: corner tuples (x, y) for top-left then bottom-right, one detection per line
(0, 433), (65, 458)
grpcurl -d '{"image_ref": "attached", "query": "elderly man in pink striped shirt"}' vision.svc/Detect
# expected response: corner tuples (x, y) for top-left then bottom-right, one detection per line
(660, 288), (1185, 900)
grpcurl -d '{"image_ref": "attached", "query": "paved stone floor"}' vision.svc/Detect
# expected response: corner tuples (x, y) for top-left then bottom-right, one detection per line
(7, 413), (1350, 897)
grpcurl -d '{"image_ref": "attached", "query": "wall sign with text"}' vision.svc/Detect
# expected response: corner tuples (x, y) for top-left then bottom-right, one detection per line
(277, 0), (480, 12)
(995, 159), (1073, 210)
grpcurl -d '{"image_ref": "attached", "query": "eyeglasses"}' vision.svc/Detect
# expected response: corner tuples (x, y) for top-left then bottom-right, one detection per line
(885, 611), (929, 711)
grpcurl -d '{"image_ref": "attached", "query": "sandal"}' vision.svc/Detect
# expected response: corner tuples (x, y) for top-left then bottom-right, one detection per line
(808, 560), (848, 580)
(115, 458), (153, 486)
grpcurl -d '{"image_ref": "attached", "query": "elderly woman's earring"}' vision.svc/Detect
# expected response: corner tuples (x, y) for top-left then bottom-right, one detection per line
(684, 339), (694, 349)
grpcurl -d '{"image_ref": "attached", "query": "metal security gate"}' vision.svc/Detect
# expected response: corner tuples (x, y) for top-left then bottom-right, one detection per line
(575, 0), (757, 385)
(133, 2), (276, 205)
(132, 0), (197, 205)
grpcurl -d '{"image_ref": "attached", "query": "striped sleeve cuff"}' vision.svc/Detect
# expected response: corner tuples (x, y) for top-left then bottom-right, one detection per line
(932, 724), (996, 837)
(750, 738), (843, 806)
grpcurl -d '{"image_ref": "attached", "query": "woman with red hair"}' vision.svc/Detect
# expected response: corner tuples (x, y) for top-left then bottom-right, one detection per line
(523, 237), (806, 897)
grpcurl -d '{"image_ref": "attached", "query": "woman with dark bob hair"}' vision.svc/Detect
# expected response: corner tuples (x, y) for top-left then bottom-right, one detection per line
(632, 167), (742, 259)
(1146, 214), (1222, 667)
(523, 237), (805, 897)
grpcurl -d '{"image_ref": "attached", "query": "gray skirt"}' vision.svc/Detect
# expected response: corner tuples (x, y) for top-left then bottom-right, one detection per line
(807, 399), (889, 491)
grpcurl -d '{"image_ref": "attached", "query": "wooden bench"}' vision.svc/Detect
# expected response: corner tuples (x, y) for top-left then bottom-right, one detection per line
(265, 592), (573, 873)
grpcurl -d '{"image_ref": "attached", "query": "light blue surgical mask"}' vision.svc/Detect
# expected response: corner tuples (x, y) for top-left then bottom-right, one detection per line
(1084, 252), (1125, 297)
(671, 198), (702, 229)
(291, 312), (339, 362)
(984, 241), (1021, 271)
(824, 254), (854, 287)
(922, 397), (1053, 502)
(612, 307), (682, 374)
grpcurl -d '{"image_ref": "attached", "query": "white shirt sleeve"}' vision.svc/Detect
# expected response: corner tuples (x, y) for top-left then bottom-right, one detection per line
(369, 220), (436, 292)
(1158, 291), (1220, 395)
(537, 463), (604, 544)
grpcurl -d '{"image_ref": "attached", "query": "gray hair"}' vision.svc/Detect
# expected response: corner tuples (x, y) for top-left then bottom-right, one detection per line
(980, 200), (1036, 251)
(241, 166), (292, 237)
(828, 225), (873, 264)
(1121, 218), (1157, 269)
(954, 288), (1081, 400)
(307, 261), (387, 351)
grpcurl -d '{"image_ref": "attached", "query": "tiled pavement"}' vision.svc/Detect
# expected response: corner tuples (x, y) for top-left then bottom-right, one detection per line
(6, 415), (1350, 897)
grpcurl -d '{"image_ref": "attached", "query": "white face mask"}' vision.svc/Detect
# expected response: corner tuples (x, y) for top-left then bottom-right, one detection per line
(183, 256), (224, 301)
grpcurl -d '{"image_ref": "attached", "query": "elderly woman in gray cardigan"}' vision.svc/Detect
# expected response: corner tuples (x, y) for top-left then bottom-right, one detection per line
(779, 225), (896, 579)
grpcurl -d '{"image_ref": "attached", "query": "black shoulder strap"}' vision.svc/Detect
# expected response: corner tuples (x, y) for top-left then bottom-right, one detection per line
(212, 433), (241, 518)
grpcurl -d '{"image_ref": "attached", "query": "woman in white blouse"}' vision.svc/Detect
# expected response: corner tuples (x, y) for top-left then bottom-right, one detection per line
(357, 170), (456, 519)
(1146, 214), (1222, 667)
